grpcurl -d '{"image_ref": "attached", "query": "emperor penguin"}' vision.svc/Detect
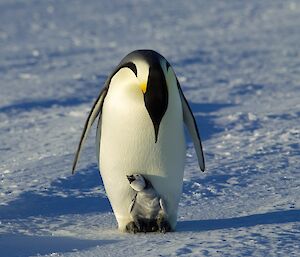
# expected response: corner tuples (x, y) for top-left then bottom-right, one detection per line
(72, 50), (205, 231)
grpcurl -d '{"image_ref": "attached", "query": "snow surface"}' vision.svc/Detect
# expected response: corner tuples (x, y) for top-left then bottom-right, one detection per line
(1, 0), (300, 256)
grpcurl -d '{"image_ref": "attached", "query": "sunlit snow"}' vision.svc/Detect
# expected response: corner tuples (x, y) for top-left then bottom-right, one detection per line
(0, 0), (299, 256)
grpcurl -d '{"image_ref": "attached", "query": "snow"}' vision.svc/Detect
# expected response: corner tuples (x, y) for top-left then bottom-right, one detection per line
(1, 0), (300, 256)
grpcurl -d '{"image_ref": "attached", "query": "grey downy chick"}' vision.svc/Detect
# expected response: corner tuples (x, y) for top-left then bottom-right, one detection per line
(126, 174), (171, 233)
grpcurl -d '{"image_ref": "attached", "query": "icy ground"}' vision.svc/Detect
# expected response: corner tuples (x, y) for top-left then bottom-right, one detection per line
(1, 0), (300, 256)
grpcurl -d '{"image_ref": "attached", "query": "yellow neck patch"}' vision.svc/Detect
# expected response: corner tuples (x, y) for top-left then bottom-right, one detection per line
(140, 82), (147, 93)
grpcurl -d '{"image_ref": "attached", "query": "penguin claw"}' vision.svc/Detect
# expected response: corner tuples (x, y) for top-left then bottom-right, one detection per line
(158, 220), (171, 233)
(126, 219), (171, 233)
(125, 221), (139, 234)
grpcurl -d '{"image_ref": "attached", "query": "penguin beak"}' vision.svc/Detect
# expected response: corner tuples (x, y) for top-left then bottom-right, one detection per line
(143, 65), (168, 143)
(127, 175), (135, 183)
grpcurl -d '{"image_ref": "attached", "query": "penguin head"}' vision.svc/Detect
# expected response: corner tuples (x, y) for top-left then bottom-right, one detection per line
(127, 174), (146, 192)
(107, 50), (170, 142)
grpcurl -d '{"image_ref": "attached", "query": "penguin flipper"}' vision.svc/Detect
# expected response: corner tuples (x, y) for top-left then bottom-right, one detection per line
(177, 81), (205, 172)
(72, 87), (108, 174)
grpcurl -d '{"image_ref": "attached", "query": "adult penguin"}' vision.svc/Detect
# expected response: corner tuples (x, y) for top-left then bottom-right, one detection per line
(72, 50), (205, 231)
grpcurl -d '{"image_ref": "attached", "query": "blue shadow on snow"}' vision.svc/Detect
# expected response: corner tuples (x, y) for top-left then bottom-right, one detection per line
(0, 234), (116, 257)
(0, 75), (106, 114)
(177, 209), (300, 232)
(0, 98), (88, 113)
(0, 165), (112, 219)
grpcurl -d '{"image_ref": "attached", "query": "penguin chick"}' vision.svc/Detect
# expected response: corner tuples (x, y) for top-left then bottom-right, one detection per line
(126, 174), (171, 233)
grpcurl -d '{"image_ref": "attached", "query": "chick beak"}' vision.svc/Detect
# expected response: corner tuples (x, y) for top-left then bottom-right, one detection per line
(127, 175), (135, 183)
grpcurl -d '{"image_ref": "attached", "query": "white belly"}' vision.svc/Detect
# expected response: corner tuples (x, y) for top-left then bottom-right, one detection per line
(98, 89), (185, 231)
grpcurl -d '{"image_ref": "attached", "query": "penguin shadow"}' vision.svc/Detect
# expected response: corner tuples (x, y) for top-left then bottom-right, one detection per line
(0, 164), (112, 220)
(176, 209), (300, 232)
(0, 164), (117, 257)
(177, 101), (300, 233)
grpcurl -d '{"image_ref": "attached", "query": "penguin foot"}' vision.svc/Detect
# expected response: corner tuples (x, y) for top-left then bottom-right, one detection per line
(125, 219), (159, 233)
(157, 219), (171, 233)
(139, 219), (158, 232)
(125, 221), (139, 234)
